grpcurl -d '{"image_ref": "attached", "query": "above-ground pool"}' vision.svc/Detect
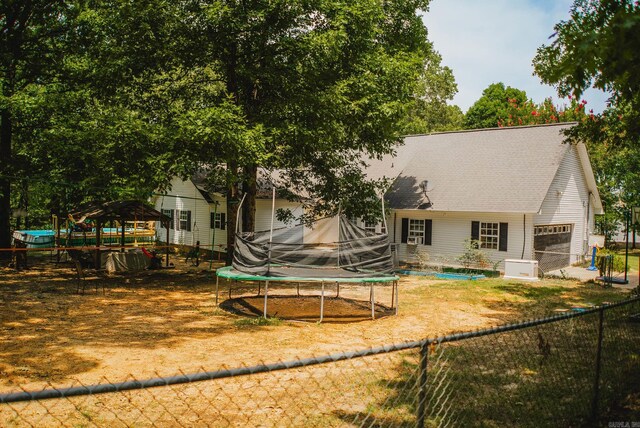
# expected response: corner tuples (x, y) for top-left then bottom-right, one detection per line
(395, 269), (486, 280)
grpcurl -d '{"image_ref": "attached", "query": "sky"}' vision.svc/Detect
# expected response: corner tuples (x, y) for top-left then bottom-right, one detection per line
(422, 0), (610, 114)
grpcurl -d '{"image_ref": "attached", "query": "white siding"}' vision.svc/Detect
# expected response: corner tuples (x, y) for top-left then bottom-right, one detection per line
(390, 210), (534, 270)
(535, 145), (593, 263)
(154, 178), (303, 253)
(254, 200), (304, 232)
(154, 178), (228, 253)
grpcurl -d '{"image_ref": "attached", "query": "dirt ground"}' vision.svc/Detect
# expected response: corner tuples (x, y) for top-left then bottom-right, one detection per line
(0, 254), (630, 395)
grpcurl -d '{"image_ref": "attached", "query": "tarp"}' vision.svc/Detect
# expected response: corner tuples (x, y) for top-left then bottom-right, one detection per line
(105, 252), (150, 273)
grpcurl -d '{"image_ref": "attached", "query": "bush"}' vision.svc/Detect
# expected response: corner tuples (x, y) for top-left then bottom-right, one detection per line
(596, 249), (627, 274)
(456, 239), (491, 269)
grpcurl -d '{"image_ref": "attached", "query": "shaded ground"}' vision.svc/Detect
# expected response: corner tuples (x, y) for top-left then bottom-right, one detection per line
(0, 255), (631, 393)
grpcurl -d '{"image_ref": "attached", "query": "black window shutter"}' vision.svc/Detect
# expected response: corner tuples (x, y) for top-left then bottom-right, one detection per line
(175, 209), (180, 231)
(186, 211), (192, 232)
(401, 218), (408, 243)
(220, 213), (226, 230)
(499, 222), (508, 252)
(210, 212), (215, 229)
(424, 220), (432, 245)
(471, 221), (480, 241)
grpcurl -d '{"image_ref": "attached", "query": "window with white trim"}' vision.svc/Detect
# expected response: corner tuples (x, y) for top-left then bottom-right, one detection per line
(362, 220), (386, 235)
(534, 224), (572, 236)
(212, 213), (222, 229)
(480, 222), (499, 249)
(408, 219), (425, 244)
(179, 210), (190, 231)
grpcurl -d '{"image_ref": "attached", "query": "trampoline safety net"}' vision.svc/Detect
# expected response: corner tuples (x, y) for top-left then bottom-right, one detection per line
(232, 215), (394, 278)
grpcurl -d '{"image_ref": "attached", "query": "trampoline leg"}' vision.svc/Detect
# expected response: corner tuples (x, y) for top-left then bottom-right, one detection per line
(371, 283), (375, 320)
(215, 275), (219, 306)
(297, 282), (300, 297)
(336, 282), (339, 298)
(395, 281), (399, 315)
(320, 281), (325, 323)
(263, 280), (269, 319)
(391, 280), (395, 309)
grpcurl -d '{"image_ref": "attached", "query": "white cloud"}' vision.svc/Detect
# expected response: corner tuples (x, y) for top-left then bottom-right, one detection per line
(423, 0), (609, 113)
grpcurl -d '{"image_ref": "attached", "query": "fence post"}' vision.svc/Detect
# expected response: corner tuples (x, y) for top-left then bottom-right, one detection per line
(590, 307), (605, 424)
(417, 342), (429, 427)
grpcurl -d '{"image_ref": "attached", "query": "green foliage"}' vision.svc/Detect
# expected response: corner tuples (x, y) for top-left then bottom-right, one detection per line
(533, 1), (640, 236)
(463, 82), (591, 130)
(534, 1), (640, 111)
(400, 50), (462, 134)
(0, 0), (456, 248)
(463, 83), (528, 129)
(596, 249), (627, 274)
(456, 239), (491, 269)
(534, 0), (640, 143)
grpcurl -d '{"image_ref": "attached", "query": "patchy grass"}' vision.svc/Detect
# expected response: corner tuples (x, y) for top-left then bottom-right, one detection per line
(0, 259), (637, 426)
(233, 316), (283, 328)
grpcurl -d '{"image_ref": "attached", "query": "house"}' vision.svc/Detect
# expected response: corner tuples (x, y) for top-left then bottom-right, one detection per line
(367, 123), (603, 272)
(154, 123), (603, 273)
(151, 171), (302, 256)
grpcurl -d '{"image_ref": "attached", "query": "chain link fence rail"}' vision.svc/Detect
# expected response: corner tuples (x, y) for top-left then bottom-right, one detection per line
(1, 297), (639, 427)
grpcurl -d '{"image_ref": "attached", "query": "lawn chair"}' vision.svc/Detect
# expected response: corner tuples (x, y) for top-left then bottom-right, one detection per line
(75, 259), (104, 295)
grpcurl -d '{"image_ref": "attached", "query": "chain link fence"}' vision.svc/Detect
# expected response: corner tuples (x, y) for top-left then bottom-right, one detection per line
(1, 297), (639, 427)
(534, 250), (587, 276)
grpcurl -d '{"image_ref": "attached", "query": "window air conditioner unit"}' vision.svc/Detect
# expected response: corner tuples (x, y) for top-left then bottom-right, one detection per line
(406, 237), (421, 245)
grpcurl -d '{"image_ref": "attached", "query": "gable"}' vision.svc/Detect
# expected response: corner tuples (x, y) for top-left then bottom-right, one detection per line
(375, 124), (580, 213)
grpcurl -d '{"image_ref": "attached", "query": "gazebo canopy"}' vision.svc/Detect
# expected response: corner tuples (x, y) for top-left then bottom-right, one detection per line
(70, 200), (171, 223)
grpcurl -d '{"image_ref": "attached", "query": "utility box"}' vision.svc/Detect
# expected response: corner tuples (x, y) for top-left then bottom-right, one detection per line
(503, 259), (539, 281)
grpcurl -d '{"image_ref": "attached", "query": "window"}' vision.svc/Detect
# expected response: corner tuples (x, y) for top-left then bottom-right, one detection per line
(364, 221), (377, 233)
(210, 212), (226, 230)
(179, 210), (191, 231)
(480, 222), (499, 249)
(361, 219), (386, 235)
(408, 219), (425, 245)
(402, 218), (432, 245)
(161, 209), (173, 230)
(534, 224), (572, 236)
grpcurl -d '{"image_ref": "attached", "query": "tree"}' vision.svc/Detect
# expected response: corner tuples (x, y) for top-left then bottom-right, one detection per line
(463, 82), (591, 130)
(463, 83), (528, 129)
(534, 1), (640, 244)
(0, 1), (80, 257)
(171, 0), (439, 261)
(401, 48), (462, 134)
(533, 0), (640, 135)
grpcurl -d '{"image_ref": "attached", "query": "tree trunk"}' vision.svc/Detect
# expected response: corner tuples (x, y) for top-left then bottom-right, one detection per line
(0, 108), (12, 259)
(225, 161), (239, 265)
(241, 164), (257, 233)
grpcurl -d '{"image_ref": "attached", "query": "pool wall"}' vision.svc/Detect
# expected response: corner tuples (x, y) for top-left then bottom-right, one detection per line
(395, 269), (486, 280)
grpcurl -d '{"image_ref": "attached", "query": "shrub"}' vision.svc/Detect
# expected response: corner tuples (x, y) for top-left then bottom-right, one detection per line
(595, 249), (627, 275)
(457, 239), (491, 269)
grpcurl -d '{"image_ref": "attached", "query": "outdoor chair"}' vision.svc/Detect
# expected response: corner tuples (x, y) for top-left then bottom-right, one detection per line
(75, 259), (104, 295)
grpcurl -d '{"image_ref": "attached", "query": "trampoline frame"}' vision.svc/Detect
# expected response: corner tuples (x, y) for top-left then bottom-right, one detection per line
(215, 266), (399, 322)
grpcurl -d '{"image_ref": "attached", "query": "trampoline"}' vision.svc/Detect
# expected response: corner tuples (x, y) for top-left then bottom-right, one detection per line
(215, 191), (399, 321)
(216, 266), (399, 321)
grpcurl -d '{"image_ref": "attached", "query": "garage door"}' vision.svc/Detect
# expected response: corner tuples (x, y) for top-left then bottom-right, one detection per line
(534, 224), (572, 272)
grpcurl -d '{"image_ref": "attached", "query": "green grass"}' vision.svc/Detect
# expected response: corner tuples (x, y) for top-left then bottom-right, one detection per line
(402, 276), (631, 322)
(233, 316), (283, 327)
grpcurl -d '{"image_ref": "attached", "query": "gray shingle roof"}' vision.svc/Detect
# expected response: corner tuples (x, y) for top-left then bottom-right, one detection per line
(368, 123), (577, 213)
